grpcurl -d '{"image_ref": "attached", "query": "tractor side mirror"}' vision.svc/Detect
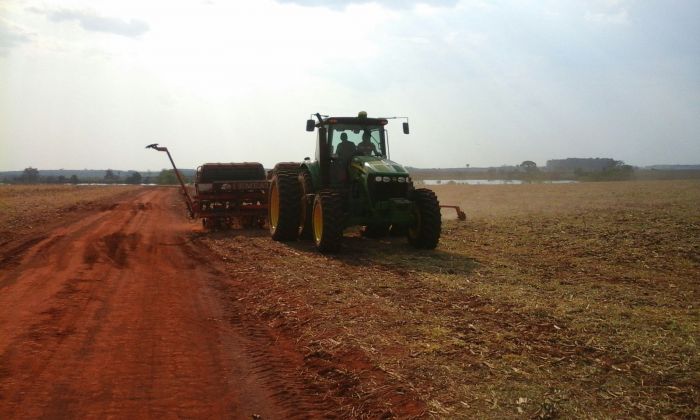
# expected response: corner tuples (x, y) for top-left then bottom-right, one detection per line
(306, 119), (315, 132)
(403, 122), (410, 134)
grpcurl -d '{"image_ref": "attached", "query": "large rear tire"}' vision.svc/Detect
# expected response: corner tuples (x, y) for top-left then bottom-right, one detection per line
(269, 169), (301, 241)
(389, 224), (407, 236)
(298, 170), (314, 239)
(407, 188), (441, 249)
(312, 190), (343, 253)
(203, 217), (223, 231)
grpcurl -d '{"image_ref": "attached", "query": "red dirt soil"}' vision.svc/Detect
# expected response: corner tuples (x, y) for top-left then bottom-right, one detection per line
(0, 188), (368, 418)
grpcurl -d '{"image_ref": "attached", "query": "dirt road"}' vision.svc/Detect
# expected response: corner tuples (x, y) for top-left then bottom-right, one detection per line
(0, 188), (332, 418)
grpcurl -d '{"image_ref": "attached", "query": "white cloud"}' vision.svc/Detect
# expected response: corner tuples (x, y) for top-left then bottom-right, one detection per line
(43, 8), (149, 37)
(584, 0), (630, 25)
(273, 0), (459, 10)
(0, 18), (33, 54)
(585, 9), (629, 24)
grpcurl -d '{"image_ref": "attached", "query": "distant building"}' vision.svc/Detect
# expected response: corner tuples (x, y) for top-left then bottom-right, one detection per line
(545, 158), (617, 172)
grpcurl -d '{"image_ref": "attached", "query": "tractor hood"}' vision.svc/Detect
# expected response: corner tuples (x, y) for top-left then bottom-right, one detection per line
(350, 156), (410, 176)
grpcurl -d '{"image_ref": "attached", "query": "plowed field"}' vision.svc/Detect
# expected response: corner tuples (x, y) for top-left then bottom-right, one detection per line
(0, 181), (698, 418)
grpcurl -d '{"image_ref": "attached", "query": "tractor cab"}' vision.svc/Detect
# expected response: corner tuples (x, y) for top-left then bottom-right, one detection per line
(306, 112), (403, 189)
(328, 123), (387, 185)
(329, 125), (386, 160)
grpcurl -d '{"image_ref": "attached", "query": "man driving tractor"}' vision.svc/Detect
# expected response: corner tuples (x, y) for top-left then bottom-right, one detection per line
(357, 131), (378, 156)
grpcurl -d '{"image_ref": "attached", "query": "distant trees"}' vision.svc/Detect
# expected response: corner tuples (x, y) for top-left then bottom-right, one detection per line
(104, 169), (120, 184)
(18, 167), (40, 183)
(142, 170), (154, 185)
(124, 171), (142, 184)
(156, 169), (184, 185)
(570, 160), (634, 181)
(156, 169), (193, 185)
(540, 158), (638, 181)
(598, 160), (634, 180)
(546, 158), (617, 172)
(1, 169), (183, 185)
(520, 160), (541, 182)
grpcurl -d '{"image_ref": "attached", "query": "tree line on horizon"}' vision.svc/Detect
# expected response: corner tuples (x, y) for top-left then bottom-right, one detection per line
(1, 168), (190, 185)
(409, 158), (668, 182)
(4, 158), (697, 185)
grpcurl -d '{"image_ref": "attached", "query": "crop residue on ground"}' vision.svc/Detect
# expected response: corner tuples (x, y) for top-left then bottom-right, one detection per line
(202, 180), (699, 418)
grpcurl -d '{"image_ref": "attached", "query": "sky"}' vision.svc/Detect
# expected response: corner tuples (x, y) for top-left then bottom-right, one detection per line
(0, 0), (698, 171)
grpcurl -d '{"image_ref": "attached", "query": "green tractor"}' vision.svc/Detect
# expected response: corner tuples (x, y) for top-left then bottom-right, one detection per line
(268, 111), (441, 253)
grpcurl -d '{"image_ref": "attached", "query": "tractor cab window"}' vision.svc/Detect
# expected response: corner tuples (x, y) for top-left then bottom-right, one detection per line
(329, 125), (385, 159)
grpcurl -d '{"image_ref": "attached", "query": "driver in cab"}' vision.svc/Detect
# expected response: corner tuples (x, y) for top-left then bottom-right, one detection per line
(335, 132), (356, 159)
(357, 131), (378, 156)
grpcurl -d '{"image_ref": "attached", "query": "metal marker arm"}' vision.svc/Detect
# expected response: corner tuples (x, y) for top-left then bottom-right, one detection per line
(146, 144), (195, 218)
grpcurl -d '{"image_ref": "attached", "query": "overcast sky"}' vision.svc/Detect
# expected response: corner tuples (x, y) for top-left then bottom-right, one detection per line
(1, 0), (698, 171)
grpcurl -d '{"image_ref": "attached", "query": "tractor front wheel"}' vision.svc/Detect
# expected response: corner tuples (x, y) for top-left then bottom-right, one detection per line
(269, 169), (301, 241)
(407, 188), (441, 249)
(312, 191), (343, 253)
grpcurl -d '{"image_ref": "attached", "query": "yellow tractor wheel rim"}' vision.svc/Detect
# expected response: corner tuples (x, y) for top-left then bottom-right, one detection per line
(269, 181), (280, 230)
(313, 199), (323, 244)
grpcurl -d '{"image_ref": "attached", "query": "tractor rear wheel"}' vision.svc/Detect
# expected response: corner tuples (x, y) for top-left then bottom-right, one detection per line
(298, 170), (314, 239)
(389, 224), (407, 236)
(203, 217), (221, 230)
(312, 190), (343, 253)
(407, 188), (441, 249)
(269, 169), (301, 241)
(362, 224), (390, 238)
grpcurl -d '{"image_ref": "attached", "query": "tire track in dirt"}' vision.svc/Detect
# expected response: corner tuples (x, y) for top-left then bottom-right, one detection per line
(0, 187), (335, 418)
(178, 238), (340, 418)
(196, 231), (431, 418)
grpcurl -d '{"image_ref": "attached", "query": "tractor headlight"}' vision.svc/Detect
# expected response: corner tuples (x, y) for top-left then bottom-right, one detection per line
(397, 177), (405, 183)
(382, 176), (391, 183)
(375, 176), (382, 182)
